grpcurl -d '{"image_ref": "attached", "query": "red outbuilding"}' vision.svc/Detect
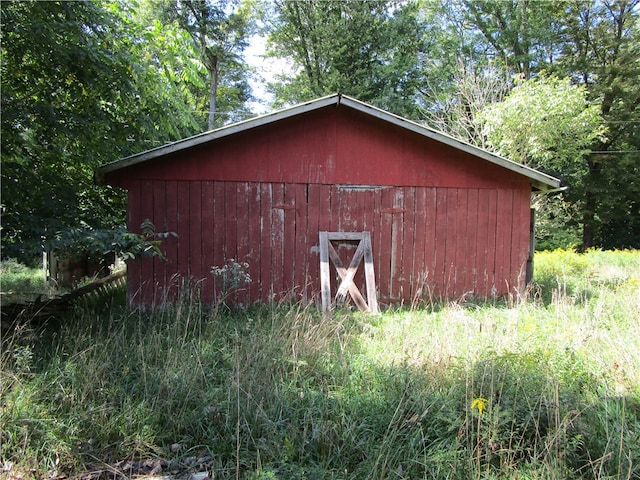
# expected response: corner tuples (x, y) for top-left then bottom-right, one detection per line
(97, 94), (560, 309)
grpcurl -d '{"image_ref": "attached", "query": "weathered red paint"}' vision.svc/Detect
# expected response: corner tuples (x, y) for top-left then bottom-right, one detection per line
(105, 103), (537, 308)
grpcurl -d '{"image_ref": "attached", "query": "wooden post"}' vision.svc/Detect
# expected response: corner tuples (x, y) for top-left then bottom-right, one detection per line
(362, 232), (379, 313)
(42, 250), (48, 291)
(319, 232), (332, 313)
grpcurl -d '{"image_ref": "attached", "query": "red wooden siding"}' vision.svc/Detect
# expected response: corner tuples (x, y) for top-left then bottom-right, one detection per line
(127, 181), (530, 307)
(106, 107), (529, 192)
(105, 103), (537, 308)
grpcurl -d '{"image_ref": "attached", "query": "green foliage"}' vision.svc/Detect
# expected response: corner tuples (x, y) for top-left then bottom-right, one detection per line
(533, 248), (590, 295)
(416, 1), (640, 249)
(48, 219), (177, 263)
(157, 0), (255, 129)
(577, 396), (640, 479)
(0, 260), (44, 294)
(421, 61), (510, 147)
(0, 0), (200, 264)
(478, 75), (605, 170)
(462, 0), (565, 78)
(577, 0), (640, 249)
(477, 74), (607, 251)
(533, 194), (583, 251)
(533, 248), (640, 304)
(2, 251), (639, 479)
(417, 0), (565, 142)
(268, 0), (425, 118)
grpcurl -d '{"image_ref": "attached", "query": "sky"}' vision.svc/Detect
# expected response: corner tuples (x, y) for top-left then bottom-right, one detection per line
(243, 33), (294, 114)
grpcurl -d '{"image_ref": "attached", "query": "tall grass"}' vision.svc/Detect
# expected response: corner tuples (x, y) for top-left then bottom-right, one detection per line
(0, 259), (47, 302)
(1, 249), (639, 479)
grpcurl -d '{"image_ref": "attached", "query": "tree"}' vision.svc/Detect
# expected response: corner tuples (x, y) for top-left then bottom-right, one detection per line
(159, 0), (254, 130)
(556, 0), (640, 248)
(1, 0), (199, 263)
(477, 75), (606, 249)
(266, 0), (427, 118)
(417, 1), (557, 143)
(421, 60), (509, 147)
(479, 76), (605, 170)
(459, 0), (564, 79)
(419, 0), (639, 249)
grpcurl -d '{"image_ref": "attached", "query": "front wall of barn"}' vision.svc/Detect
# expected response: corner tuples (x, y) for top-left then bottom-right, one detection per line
(108, 105), (533, 308)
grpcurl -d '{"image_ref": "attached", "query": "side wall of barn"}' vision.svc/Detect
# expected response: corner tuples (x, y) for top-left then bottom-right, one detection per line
(126, 180), (531, 308)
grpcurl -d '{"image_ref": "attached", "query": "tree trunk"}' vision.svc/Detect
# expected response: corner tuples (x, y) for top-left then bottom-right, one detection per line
(207, 58), (218, 131)
(581, 154), (602, 250)
(581, 189), (596, 251)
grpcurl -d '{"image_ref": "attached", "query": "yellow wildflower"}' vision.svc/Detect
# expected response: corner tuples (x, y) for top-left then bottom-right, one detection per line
(471, 397), (488, 415)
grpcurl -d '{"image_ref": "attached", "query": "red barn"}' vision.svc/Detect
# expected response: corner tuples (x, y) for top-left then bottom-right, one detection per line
(97, 94), (560, 309)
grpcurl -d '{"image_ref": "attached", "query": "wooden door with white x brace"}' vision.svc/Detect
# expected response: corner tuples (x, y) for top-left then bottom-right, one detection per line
(319, 231), (379, 313)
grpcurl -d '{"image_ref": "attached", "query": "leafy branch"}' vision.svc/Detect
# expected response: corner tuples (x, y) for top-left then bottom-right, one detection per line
(47, 219), (177, 262)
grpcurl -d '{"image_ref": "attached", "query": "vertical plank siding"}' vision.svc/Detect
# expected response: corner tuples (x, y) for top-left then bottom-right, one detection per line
(246, 182), (261, 302)
(129, 180), (531, 308)
(176, 181), (191, 291)
(235, 182), (251, 305)
(466, 188), (479, 295)
(127, 183), (142, 306)
(108, 105), (546, 309)
(152, 180), (167, 305)
(164, 181), (179, 302)
(270, 183), (285, 299)
(294, 183), (310, 301)
(201, 182), (215, 304)
(258, 183), (272, 301)
(189, 181), (203, 289)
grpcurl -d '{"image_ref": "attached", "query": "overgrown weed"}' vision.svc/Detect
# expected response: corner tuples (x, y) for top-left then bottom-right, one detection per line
(0, 259), (50, 303)
(1, 250), (639, 479)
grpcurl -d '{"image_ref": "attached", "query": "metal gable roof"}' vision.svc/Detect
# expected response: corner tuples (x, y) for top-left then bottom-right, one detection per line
(96, 93), (561, 191)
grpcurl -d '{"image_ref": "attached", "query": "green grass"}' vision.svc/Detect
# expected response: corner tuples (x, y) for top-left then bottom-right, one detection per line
(0, 259), (48, 303)
(1, 250), (639, 479)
